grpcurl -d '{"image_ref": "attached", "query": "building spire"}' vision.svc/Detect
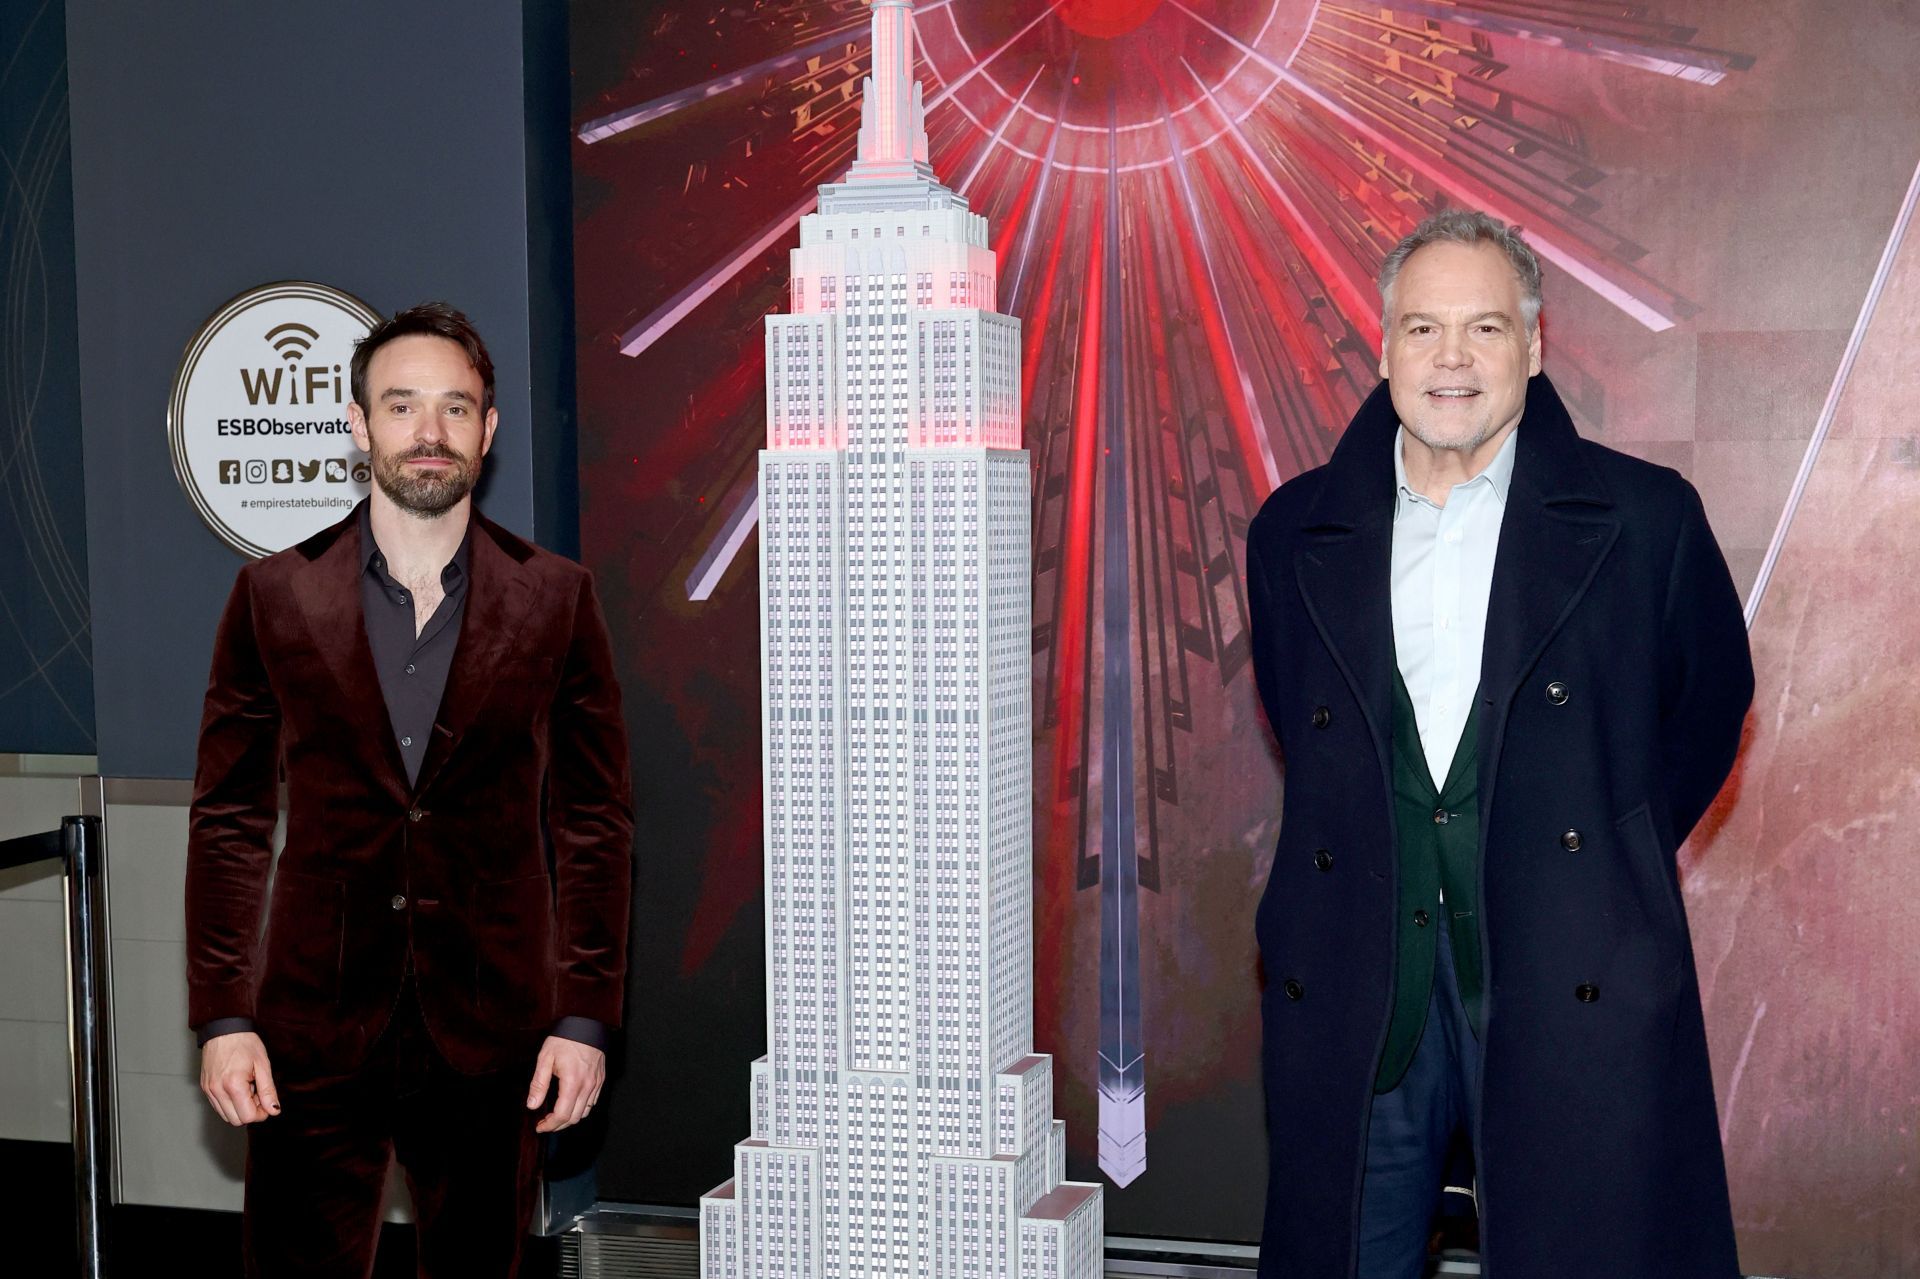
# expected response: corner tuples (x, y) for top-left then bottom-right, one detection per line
(850, 0), (934, 183)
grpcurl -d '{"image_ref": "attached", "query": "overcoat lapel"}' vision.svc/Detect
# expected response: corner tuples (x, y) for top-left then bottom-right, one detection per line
(412, 517), (538, 795)
(1295, 523), (1394, 769)
(1475, 376), (1619, 820)
(1288, 376), (1619, 818)
(1293, 381), (1399, 773)
(292, 510), (410, 800)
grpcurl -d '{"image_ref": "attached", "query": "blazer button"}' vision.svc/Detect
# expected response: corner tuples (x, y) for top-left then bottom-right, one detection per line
(1546, 681), (1570, 705)
(1313, 849), (1334, 872)
(1433, 807), (1450, 826)
(1561, 829), (1582, 852)
(408, 808), (425, 823)
(1283, 979), (1305, 1001)
(1414, 909), (1430, 927)
(1311, 706), (1331, 729)
(390, 894), (407, 911)
(1575, 983), (1600, 1003)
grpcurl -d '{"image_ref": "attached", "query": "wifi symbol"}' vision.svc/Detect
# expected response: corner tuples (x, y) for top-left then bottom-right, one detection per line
(265, 322), (320, 364)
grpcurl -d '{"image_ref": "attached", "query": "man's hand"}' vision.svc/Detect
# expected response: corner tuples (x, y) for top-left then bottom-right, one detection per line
(527, 1036), (606, 1134)
(200, 1031), (279, 1126)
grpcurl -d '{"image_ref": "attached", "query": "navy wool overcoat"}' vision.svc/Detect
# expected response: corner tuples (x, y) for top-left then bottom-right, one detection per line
(1244, 374), (1752, 1278)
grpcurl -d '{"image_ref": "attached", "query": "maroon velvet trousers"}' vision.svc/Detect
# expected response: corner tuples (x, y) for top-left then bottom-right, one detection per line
(242, 974), (542, 1277)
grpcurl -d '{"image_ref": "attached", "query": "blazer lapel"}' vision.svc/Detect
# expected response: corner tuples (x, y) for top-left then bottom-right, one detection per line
(412, 517), (538, 796)
(1476, 376), (1620, 813)
(292, 508), (410, 798)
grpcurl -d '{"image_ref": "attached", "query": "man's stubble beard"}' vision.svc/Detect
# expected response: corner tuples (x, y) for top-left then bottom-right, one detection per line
(372, 441), (481, 517)
(1400, 387), (1525, 456)
(1403, 414), (1505, 455)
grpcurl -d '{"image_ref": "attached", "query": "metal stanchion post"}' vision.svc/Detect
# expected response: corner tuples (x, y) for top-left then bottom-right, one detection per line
(63, 814), (111, 1279)
(2, 817), (112, 1278)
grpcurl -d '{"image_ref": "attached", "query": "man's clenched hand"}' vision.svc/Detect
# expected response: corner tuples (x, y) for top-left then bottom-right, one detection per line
(527, 1037), (606, 1134)
(200, 1031), (279, 1126)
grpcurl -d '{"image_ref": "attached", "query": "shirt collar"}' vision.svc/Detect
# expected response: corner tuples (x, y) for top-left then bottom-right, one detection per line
(1393, 424), (1520, 512)
(358, 499), (472, 592)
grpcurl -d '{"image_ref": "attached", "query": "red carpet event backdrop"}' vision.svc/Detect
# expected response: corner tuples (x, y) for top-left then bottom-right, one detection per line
(567, 1), (1919, 1269)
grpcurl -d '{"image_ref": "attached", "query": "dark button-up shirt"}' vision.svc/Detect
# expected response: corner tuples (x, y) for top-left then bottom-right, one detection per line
(359, 501), (470, 787)
(196, 503), (605, 1052)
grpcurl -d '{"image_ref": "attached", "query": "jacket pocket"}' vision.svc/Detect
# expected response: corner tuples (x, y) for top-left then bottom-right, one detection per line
(1611, 801), (1689, 950)
(257, 870), (345, 1021)
(471, 872), (556, 1028)
(499, 654), (558, 691)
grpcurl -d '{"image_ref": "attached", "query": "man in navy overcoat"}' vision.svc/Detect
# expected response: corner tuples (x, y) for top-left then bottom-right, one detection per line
(1244, 209), (1752, 1277)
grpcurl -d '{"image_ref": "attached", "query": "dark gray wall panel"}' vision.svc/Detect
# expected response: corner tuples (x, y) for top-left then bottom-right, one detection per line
(65, 1), (550, 778)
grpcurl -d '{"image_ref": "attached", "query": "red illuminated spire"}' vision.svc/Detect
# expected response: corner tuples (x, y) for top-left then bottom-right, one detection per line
(849, 0), (934, 183)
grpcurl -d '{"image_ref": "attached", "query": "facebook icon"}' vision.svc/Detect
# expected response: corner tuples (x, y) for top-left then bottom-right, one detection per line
(218, 460), (241, 485)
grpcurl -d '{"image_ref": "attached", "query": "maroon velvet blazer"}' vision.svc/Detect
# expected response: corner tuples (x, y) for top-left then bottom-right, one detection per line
(185, 505), (634, 1075)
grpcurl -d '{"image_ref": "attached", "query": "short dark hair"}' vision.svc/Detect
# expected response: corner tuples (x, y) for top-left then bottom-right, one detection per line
(350, 302), (496, 413)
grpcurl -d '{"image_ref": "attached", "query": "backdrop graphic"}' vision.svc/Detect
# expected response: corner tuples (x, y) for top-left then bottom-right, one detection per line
(570, 1), (1920, 1267)
(0, 0), (93, 756)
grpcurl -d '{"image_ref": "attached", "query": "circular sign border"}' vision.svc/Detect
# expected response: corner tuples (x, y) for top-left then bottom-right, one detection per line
(167, 280), (384, 559)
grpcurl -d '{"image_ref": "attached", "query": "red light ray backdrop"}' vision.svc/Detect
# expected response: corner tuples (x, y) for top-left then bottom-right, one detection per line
(569, 0), (1920, 1263)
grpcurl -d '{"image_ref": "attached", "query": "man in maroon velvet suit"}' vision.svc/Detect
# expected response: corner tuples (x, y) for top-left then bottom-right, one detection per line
(185, 302), (634, 1277)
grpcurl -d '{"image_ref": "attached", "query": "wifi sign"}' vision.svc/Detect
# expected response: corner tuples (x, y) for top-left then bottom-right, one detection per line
(266, 322), (320, 364)
(171, 279), (380, 559)
(240, 321), (345, 405)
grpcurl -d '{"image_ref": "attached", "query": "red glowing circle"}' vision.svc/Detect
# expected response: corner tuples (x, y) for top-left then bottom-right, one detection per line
(1058, 0), (1166, 40)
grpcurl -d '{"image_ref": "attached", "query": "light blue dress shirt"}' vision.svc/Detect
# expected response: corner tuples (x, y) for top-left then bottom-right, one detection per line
(1390, 425), (1520, 786)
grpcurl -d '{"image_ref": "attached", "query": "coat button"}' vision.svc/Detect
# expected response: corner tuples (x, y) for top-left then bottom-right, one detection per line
(1546, 681), (1570, 705)
(1561, 829), (1582, 851)
(408, 808), (425, 823)
(1433, 807), (1450, 825)
(1575, 983), (1600, 1003)
(1313, 849), (1333, 872)
(390, 894), (407, 911)
(1414, 909), (1430, 927)
(1283, 979), (1304, 1001)
(1311, 706), (1331, 729)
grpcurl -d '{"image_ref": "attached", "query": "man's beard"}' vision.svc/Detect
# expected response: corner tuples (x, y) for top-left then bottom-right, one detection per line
(1405, 415), (1501, 454)
(1404, 387), (1508, 454)
(372, 442), (481, 516)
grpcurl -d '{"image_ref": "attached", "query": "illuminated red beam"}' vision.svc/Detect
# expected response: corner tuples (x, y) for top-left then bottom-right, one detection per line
(1049, 199), (1105, 809)
(1021, 171), (1078, 425)
(619, 4), (1030, 361)
(618, 191), (817, 357)
(1182, 58), (1383, 352)
(993, 158), (1044, 276)
(1131, 179), (1178, 443)
(1192, 146), (1348, 433)
(1159, 154), (1279, 496)
(1256, 100), (1420, 251)
(960, 65), (1045, 198)
(923, 1), (1066, 114)
(1169, 0), (1684, 331)
(578, 0), (966, 143)
(929, 126), (972, 181)
(1003, 64), (1077, 312)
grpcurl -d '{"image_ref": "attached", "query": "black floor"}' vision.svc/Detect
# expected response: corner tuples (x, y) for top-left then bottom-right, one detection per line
(6, 1139), (561, 1278)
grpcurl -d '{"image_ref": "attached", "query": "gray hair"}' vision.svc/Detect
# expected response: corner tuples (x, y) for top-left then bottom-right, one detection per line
(1378, 208), (1543, 333)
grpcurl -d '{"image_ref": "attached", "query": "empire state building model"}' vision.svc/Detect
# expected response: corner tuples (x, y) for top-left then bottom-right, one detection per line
(700, 3), (1104, 1277)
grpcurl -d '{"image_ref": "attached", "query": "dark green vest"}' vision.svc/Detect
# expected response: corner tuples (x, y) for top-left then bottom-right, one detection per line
(1373, 665), (1485, 1093)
